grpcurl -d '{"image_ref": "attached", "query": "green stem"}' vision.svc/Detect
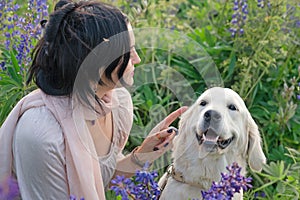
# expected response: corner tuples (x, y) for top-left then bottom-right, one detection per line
(245, 68), (266, 100)
(127, 192), (136, 199)
(216, 0), (229, 30)
(151, 64), (159, 92)
(274, 45), (296, 87)
(251, 179), (279, 193)
(240, 21), (273, 97)
(239, 62), (252, 97)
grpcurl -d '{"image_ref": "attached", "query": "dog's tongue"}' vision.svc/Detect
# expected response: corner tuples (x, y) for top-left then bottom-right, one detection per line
(198, 128), (219, 159)
(203, 129), (219, 142)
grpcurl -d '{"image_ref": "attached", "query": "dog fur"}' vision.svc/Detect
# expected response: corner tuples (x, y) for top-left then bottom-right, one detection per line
(159, 87), (266, 200)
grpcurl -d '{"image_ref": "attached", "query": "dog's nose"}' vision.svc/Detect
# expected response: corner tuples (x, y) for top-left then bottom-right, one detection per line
(204, 110), (221, 122)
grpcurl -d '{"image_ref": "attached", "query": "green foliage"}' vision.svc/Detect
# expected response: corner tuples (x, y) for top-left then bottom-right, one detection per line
(246, 148), (300, 200)
(0, 0), (49, 123)
(105, 190), (121, 200)
(0, 49), (35, 124)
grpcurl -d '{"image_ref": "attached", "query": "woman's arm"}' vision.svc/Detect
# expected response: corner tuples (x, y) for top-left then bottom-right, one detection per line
(114, 130), (175, 178)
(114, 107), (188, 178)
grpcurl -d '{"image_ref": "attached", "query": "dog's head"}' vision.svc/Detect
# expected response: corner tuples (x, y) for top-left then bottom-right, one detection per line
(174, 87), (266, 171)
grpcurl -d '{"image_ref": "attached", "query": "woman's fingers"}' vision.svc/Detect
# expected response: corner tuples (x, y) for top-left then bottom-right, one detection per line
(154, 127), (178, 141)
(153, 128), (177, 151)
(136, 128), (178, 163)
(153, 135), (175, 151)
(150, 106), (188, 135)
(162, 106), (188, 127)
(137, 107), (188, 155)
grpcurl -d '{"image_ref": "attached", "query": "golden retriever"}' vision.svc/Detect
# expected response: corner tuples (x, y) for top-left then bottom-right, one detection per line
(159, 87), (266, 200)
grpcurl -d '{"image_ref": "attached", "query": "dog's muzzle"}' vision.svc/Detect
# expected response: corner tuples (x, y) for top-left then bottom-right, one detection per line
(195, 128), (234, 150)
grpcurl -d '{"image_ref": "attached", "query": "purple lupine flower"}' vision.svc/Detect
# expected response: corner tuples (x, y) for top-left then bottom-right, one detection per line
(132, 166), (160, 200)
(0, 61), (6, 71)
(110, 162), (160, 200)
(229, 0), (248, 37)
(257, 0), (271, 8)
(254, 191), (266, 199)
(69, 195), (85, 200)
(201, 162), (252, 200)
(1, 0), (48, 68)
(295, 20), (300, 28)
(0, 176), (20, 200)
(110, 175), (133, 199)
(282, 4), (300, 33)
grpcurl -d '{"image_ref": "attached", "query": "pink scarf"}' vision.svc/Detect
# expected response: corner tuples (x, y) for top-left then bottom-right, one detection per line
(0, 89), (106, 199)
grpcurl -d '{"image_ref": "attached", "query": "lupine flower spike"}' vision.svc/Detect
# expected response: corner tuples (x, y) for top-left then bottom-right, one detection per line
(229, 0), (248, 37)
(69, 195), (85, 200)
(297, 82), (300, 100)
(0, 0), (48, 68)
(201, 162), (252, 200)
(257, 0), (271, 8)
(0, 177), (20, 200)
(110, 162), (160, 200)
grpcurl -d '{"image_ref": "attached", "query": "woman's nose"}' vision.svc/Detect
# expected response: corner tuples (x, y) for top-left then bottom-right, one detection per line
(131, 48), (141, 64)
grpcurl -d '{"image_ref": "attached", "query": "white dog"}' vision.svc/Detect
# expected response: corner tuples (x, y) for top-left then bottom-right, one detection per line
(159, 87), (266, 200)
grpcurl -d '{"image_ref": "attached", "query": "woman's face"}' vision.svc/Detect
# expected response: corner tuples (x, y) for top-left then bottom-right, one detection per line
(119, 23), (141, 86)
(99, 23), (141, 89)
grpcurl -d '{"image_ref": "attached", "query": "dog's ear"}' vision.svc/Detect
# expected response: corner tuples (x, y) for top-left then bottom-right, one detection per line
(246, 112), (266, 172)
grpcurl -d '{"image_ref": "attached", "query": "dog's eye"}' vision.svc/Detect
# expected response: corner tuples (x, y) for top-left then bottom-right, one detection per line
(199, 101), (207, 106)
(228, 104), (238, 111)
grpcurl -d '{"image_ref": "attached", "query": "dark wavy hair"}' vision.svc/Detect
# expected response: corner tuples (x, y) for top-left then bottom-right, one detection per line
(27, 0), (131, 110)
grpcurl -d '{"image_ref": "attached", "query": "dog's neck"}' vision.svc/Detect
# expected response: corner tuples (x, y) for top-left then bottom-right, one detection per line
(173, 147), (247, 190)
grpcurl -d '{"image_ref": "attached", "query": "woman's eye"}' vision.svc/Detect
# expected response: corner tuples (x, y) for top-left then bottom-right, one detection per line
(199, 101), (207, 106)
(228, 104), (237, 111)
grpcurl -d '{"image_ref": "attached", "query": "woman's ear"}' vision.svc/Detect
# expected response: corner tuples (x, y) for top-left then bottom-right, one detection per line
(247, 112), (266, 172)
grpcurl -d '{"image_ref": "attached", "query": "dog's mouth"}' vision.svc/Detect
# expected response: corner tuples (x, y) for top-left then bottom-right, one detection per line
(195, 128), (234, 150)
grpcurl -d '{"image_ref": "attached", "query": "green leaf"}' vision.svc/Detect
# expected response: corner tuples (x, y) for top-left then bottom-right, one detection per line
(0, 76), (22, 87)
(276, 181), (286, 194)
(261, 161), (289, 181)
(143, 85), (156, 103)
(8, 51), (23, 85)
(0, 92), (21, 124)
(105, 190), (119, 200)
(204, 28), (215, 47)
(146, 99), (153, 108)
(225, 52), (236, 81)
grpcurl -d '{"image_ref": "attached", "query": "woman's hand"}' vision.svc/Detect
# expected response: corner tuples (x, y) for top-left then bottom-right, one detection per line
(134, 106), (188, 164)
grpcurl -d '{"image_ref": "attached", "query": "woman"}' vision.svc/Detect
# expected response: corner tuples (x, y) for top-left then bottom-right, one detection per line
(0, 0), (187, 199)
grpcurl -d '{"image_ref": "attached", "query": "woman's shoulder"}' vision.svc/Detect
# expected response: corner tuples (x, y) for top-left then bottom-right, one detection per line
(15, 106), (64, 148)
(113, 87), (133, 116)
(112, 88), (133, 145)
(114, 87), (132, 105)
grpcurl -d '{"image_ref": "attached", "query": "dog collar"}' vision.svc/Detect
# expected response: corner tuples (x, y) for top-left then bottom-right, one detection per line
(166, 164), (207, 189)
